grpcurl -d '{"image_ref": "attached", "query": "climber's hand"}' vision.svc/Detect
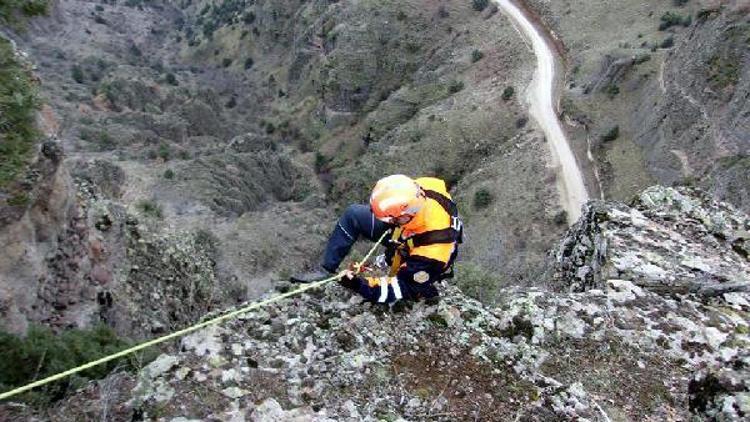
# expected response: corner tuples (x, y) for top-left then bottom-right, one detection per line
(339, 270), (360, 290)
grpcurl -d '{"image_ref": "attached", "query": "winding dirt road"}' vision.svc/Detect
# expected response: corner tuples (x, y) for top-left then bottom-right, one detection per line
(493, 0), (589, 223)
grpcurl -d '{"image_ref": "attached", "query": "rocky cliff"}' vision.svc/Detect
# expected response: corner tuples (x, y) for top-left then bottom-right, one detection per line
(2, 186), (746, 421)
(0, 0), (571, 337)
(2, 1), (749, 419)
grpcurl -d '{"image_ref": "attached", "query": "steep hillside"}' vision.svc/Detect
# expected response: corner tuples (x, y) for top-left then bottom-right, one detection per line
(2, 186), (747, 421)
(1, 0), (573, 339)
(3, 1), (749, 418)
(525, 0), (749, 211)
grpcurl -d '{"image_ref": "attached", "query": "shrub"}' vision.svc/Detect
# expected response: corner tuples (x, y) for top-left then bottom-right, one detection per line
(98, 130), (115, 151)
(314, 152), (328, 173)
(515, 116), (528, 128)
(471, 49), (484, 63)
(165, 72), (178, 86)
(659, 11), (691, 30)
(71, 65), (85, 83)
(634, 54), (651, 64)
(661, 36), (675, 48)
(221, 58), (232, 68)
(244, 57), (254, 70)
(448, 79), (464, 94)
(472, 0), (489, 12)
(454, 262), (502, 303)
(0, 324), (141, 405)
(502, 86), (515, 101)
(21, 0), (49, 16)
(604, 84), (620, 99)
(0, 38), (41, 188)
(707, 55), (740, 90)
(264, 121), (276, 134)
(79, 128), (114, 150)
(158, 143), (171, 160)
(553, 211), (568, 226)
(163, 169), (175, 179)
(136, 199), (163, 218)
(407, 129), (423, 143)
(473, 188), (494, 209)
(129, 44), (142, 57)
(243, 11), (255, 24)
(151, 61), (164, 73)
(7, 192), (30, 206)
(696, 9), (717, 21)
(601, 125), (620, 142)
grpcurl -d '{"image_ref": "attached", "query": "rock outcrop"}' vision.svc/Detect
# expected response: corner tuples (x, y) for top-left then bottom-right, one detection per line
(554, 185), (750, 294)
(0, 139), (75, 334)
(4, 186), (746, 421)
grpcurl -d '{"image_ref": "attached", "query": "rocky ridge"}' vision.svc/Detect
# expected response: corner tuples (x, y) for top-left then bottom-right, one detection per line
(3, 186), (747, 421)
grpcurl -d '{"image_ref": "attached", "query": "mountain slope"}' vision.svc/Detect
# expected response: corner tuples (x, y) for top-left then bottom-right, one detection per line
(525, 0), (749, 212)
(3, 186), (747, 421)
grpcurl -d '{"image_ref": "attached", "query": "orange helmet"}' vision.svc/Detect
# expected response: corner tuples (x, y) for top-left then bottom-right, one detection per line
(370, 175), (425, 224)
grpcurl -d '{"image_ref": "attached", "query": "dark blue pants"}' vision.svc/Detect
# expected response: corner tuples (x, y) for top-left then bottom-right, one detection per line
(322, 204), (391, 272)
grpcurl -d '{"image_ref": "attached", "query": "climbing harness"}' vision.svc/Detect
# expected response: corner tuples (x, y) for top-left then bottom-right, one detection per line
(387, 188), (463, 279)
(0, 232), (388, 402)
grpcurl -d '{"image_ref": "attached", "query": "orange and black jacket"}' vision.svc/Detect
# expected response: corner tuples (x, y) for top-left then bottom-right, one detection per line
(348, 177), (463, 303)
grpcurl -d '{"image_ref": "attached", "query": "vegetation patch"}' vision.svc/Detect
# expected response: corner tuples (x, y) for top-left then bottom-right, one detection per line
(79, 127), (115, 151)
(661, 36), (675, 48)
(541, 337), (688, 420)
(136, 199), (164, 219)
(659, 11), (692, 31)
(455, 262), (503, 304)
(707, 54), (740, 90)
(0, 0), (49, 29)
(0, 37), (41, 189)
(392, 331), (536, 420)
(448, 79), (465, 94)
(604, 84), (620, 99)
(601, 126), (620, 143)
(165, 72), (178, 86)
(0, 324), (146, 406)
(473, 187), (494, 209)
(471, 0), (489, 12)
(471, 49), (484, 63)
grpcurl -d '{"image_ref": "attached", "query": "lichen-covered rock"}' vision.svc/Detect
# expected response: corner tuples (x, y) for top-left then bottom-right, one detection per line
(554, 186), (750, 295)
(4, 187), (749, 421)
(689, 351), (750, 421)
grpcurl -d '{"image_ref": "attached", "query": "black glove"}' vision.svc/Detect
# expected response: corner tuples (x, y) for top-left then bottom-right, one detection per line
(339, 272), (363, 291)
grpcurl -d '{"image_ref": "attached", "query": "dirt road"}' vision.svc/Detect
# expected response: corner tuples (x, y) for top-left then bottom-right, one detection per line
(494, 0), (589, 223)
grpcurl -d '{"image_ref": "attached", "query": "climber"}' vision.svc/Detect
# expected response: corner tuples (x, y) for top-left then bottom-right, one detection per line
(290, 174), (463, 303)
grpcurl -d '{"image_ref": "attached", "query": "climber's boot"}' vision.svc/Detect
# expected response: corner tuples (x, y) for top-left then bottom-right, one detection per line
(289, 267), (334, 284)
